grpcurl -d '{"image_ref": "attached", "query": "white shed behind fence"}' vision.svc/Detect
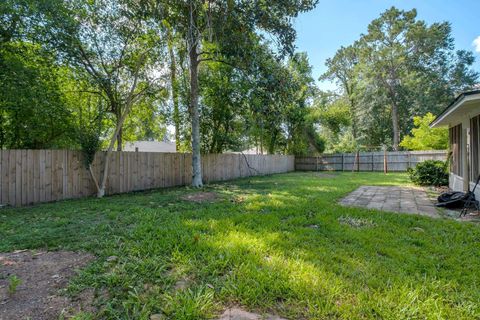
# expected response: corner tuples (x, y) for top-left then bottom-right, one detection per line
(124, 141), (176, 153)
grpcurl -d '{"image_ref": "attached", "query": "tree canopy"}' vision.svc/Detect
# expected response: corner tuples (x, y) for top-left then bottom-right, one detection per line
(320, 7), (478, 151)
(0, 0), (323, 190)
(0, 2), (478, 191)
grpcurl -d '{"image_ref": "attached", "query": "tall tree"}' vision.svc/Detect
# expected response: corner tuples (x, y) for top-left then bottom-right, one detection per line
(41, 0), (164, 150)
(163, 0), (318, 187)
(321, 45), (359, 139)
(285, 52), (324, 155)
(358, 7), (478, 150)
(165, 24), (182, 151)
(322, 7), (478, 151)
(41, 0), (166, 196)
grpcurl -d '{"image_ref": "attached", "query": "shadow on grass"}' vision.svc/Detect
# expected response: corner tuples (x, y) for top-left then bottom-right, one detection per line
(0, 172), (479, 319)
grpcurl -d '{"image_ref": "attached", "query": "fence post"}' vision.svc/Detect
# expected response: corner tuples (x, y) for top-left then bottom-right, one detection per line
(384, 149), (388, 174)
(356, 151), (360, 172)
(407, 152), (411, 169)
(341, 153), (344, 171)
(371, 153), (374, 171)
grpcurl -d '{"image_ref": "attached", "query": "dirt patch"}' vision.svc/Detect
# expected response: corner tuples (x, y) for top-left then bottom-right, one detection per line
(426, 185), (449, 194)
(444, 209), (480, 222)
(459, 212), (480, 222)
(181, 191), (218, 203)
(338, 216), (376, 228)
(230, 195), (246, 204)
(0, 250), (95, 320)
(218, 307), (286, 320)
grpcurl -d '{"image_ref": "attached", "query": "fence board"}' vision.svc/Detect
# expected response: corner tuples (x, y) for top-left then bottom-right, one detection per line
(15, 151), (22, 205)
(26, 150), (34, 205)
(0, 150), (294, 207)
(1, 151), (8, 205)
(296, 150), (447, 172)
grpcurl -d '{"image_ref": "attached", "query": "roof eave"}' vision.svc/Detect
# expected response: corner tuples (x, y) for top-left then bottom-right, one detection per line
(430, 90), (480, 128)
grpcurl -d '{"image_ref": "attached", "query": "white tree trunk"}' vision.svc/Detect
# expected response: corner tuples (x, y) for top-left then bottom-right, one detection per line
(96, 58), (144, 197)
(189, 43), (203, 187)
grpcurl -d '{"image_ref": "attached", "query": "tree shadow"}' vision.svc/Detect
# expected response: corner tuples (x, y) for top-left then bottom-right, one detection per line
(1, 172), (479, 319)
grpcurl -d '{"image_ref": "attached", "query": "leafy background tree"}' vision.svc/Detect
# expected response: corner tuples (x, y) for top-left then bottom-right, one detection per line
(0, 42), (75, 149)
(0, 1), (77, 149)
(400, 113), (448, 151)
(319, 7), (478, 152)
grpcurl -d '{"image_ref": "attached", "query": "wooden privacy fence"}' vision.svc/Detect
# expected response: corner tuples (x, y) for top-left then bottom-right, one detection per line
(0, 150), (294, 207)
(296, 150), (447, 172)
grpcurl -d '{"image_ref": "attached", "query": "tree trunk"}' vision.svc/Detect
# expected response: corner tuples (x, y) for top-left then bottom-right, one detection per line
(168, 37), (181, 152)
(189, 42), (203, 187)
(115, 107), (123, 151)
(349, 98), (357, 140)
(345, 84), (357, 140)
(97, 101), (133, 197)
(91, 52), (145, 198)
(385, 66), (401, 151)
(116, 127), (123, 151)
(391, 101), (400, 151)
(88, 164), (100, 194)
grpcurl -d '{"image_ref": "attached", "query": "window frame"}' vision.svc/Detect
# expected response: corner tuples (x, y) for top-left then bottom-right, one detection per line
(470, 116), (480, 181)
(449, 124), (462, 176)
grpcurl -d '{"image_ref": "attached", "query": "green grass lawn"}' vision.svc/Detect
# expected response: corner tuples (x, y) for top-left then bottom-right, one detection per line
(1, 172), (480, 319)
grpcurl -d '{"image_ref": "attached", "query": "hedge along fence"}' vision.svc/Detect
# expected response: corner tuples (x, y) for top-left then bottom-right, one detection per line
(295, 150), (448, 172)
(0, 150), (295, 207)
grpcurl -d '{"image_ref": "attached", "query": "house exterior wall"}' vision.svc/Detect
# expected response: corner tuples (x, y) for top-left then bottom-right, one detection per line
(469, 181), (480, 200)
(461, 118), (469, 191)
(431, 91), (480, 197)
(450, 173), (464, 192)
(449, 110), (480, 198)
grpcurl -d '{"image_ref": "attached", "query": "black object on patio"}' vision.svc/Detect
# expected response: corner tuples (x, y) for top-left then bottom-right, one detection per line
(435, 191), (469, 209)
(435, 175), (480, 217)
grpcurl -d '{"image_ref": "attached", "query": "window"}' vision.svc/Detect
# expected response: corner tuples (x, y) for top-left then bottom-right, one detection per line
(449, 124), (462, 176)
(471, 116), (480, 180)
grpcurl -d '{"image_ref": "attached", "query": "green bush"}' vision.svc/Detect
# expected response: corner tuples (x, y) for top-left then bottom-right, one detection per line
(407, 160), (448, 186)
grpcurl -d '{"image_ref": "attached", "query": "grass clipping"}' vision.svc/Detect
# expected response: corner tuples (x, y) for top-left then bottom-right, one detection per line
(338, 216), (376, 228)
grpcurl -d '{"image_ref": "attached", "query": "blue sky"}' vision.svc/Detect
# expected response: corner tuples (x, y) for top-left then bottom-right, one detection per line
(294, 0), (480, 91)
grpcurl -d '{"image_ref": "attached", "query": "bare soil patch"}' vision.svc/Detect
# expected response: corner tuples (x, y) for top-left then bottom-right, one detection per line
(0, 250), (94, 320)
(338, 216), (376, 228)
(181, 191), (218, 203)
(218, 307), (286, 320)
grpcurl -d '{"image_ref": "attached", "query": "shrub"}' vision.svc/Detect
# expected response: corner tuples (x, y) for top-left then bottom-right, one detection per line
(407, 160), (448, 186)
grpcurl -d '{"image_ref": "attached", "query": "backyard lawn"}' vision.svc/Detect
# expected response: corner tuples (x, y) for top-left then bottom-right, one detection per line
(1, 172), (480, 319)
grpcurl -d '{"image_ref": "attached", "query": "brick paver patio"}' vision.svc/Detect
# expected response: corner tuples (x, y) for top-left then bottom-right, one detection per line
(340, 186), (439, 218)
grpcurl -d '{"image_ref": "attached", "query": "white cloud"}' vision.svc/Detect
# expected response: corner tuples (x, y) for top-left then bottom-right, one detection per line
(473, 36), (480, 53)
